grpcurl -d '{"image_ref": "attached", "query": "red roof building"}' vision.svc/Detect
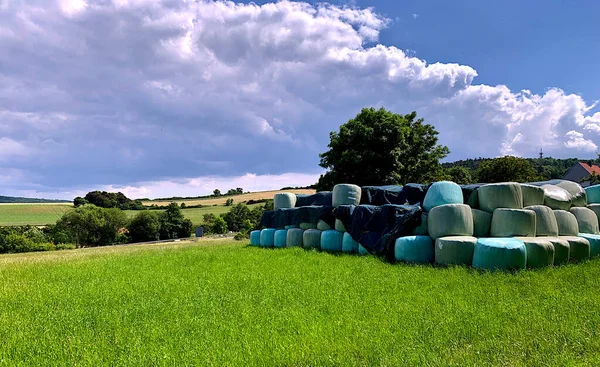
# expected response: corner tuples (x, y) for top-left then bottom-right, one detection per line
(563, 162), (600, 187)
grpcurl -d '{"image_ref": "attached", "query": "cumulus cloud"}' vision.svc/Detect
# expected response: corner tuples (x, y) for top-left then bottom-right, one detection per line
(0, 0), (599, 198)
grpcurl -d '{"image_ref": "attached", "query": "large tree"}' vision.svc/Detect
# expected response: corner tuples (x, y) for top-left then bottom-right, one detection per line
(476, 156), (538, 183)
(316, 108), (449, 190)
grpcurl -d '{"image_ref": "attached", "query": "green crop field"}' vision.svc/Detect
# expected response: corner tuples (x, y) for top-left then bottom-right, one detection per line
(1, 240), (599, 366)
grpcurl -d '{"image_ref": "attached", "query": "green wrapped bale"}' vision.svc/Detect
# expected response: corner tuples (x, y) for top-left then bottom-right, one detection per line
(559, 236), (590, 262)
(472, 238), (527, 271)
(423, 181), (463, 212)
(427, 204), (474, 240)
(260, 228), (276, 248)
(358, 244), (370, 256)
(342, 232), (359, 253)
(317, 220), (331, 231)
(570, 207), (599, 234)
(412, 212), (428, 235)
(578, 233), (600, 257)
(321, 230), (343, 252)
(434, 236), (477, 266)
(285, 225), (299, 229)
(472, 209), (492, 237)
(525, 205), (558, 236)
(274, 229), (288, 248)
(587, 204), (600, 223)
(335, 219), (346, 232)
(466, 188), (479, 209)
(555, 180), (586, 207)
(585, 185), (600, 204)
(490, 208), (536, 237)
(286, 228), (304, 247)
(299, 222), (317, 230)
(302, 229), (322, 249)
(394, 236), (434, 264)
(274, 192), (296, 210)
(332, 184), (361, 207)
(538, 237), (570, 265)
(521, 184), (545, 207)
(542, 185), (571, 210)
(250, 230), (261, 246)
(515, 237), (555, 268)
(478, 182), (523, 213)
(554, 210), (579, 236)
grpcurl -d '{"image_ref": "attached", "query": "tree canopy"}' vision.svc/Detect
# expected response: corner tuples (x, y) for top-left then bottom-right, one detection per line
(476, 156), (538, 183)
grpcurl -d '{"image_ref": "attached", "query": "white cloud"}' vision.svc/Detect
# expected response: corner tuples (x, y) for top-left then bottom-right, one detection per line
(564, 131), (598, 152)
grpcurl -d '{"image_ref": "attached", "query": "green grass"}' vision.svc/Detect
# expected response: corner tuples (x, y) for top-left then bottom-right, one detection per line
(1, 241), (599, 366)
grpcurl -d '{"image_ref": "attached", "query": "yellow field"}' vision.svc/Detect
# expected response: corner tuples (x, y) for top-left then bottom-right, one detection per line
(144, 189), (315, 206)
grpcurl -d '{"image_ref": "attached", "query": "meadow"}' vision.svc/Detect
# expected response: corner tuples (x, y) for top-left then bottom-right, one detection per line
(0, 240), (599, 366)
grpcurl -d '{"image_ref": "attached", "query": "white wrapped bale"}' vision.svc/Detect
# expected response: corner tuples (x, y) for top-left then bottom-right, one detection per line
(577, 233), (600, 257)
(260, 228), (276, 248)
(490, 209), (536, 237)
(472, 209), (492, 237)
(515, 237), (555, 268)
(299, 222), (317, 230)
(472, 238), (527, 271)
(537, 237), (570, 265)
(274, 229), (288, 248)
(427, 204), (474, 240)
(570, 207), (599, 234)
(521, 184), (545, 207)
(585, 185), (600, 204)
(422, 181), (463, 212)
(542, 185), (571, 210)
(477, 182), (523, 213)
(317, 220), (331, 231)
(559, 236), (590, 261)
(394, 236), (434, 264)
(274, 193), (296, 210)
(332, 184), (361, 207)
(320, 230), (343, 252)
(555, 180), (586, 207)
(587, 204), (600, 223)
(434, 236), (477, 266)
(553, 210), (579, 236)
(302, 229), (322, 249)
(250, 230), (261, 246)
(286, 228), (304, 247)
(412, 212), (428, 235)
(342, 232), (359, 253)
(334, 219), (347, 232)
(525, 205), (558, 236)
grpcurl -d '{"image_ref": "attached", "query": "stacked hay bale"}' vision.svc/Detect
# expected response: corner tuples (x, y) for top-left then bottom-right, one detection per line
(553, 210), (590, 262)
(332, 184), (361, 232)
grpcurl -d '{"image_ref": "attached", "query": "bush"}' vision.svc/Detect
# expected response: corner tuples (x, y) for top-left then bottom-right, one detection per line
(53, 205), (128, 247)
(211, 216), (228, 234)
(127, 211), (160, 242)
(0, 234), (55, 253)
(225, 198), (234, 206)
(158, 203), (194, 240)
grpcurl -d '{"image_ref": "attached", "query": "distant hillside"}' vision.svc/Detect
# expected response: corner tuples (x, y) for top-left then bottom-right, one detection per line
(0, 196), (71, 204)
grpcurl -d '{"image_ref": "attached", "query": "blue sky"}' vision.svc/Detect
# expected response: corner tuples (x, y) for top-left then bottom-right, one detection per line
(1, 0), (600, 199)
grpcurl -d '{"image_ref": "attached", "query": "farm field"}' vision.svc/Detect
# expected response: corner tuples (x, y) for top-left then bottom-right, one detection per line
(143, 189), (314, 206)
(1, 240), (599, 366)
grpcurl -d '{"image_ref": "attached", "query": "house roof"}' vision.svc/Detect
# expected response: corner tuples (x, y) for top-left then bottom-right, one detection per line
(579, 162), (600, 175)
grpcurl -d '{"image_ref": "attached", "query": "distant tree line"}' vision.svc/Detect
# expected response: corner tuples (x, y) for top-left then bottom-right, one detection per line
(74, 191), (145, 210)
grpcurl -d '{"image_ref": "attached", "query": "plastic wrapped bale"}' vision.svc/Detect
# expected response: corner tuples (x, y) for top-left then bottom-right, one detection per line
(342, 232), (359, 253)
(285, 225), (299, 229)
(334, 219), (346, 232)
(570, 207), (599, 234)
(537, 237), (570, 265)
(250, 230), (261, 246)
(358, 244), (370, 256)
(525, 205), (558, 236)
(299, 222), (317, 230)
(585, 185), (600, 204)
(302, 229), (322, 249)
(555, 181), (587, 207)
(412, 212), (428, 235)
(587, 204), (600, 223)
(542, 185), (571, 210)
(490, 209), (536, 237)
(332, 184), (361, 207)
(317, 220), (331, 231)
(394, 236), (434, 264)
(260, 228), (276, 248)
(427, 204), (474, 240)
(286, 228), (304, 247)
(274, 229), (288, 248)
(515, 237), (555, 268)
(559, 236), (590, 262)
(472, 238), (527, 271)
(422, 181), (463, 212)
(461, 184), (481, 209)
(554, 210), (579, 236)
(521, 184), (545, 207)
(274, 193), (296, 210)
(577, 233), (600, 257)
(477, 182), (523, 213)
(472, 209), (492, 237)
(321, 230), (343, 252)
(434, 236), (477, 266)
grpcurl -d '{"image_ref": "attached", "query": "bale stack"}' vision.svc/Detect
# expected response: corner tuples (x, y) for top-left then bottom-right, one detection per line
(332, 184), (361, 232)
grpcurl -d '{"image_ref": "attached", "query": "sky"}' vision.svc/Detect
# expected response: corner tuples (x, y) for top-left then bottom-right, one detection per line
(1, 0), (600, 200)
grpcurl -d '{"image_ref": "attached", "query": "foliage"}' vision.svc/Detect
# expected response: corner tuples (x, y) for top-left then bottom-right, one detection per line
(582, 172), (600, 185)
(157, 203), (194, 240)
(0, 226), (59, 253)
(225, 198), (234, 206)
(316, 108), (449, 190)
(127, 211), (160, 243)
(211, 216), (228, 235)
(444, 166), (473, 184)
(226, 188), (244, 196)
(53, 205), (129, 247)
(79, 191), (145, 210)
(73, 197), (89, 207)
(221, 203), (265, 232)
(476, 156), (538, 183)
(213, 189), (222, 197)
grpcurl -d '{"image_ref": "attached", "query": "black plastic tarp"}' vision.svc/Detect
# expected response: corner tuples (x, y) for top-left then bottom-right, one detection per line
(360, 184), (427, 206)
(295, 192), (333, 207)
(259, 206), (335, 229)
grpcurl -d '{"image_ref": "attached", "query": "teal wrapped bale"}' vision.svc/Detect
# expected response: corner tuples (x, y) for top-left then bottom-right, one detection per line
(559, 236), (590, 261)
(260, 228), (276, 248)
(570, 207), (599, 234)
(555, 181), (586, 207)
(394, 236), (434, 264)
(490, 209), (536, 237)
(587, 204), (600, 223)
(525, 205), (558, 236)
(434, 236), (477, 266)
(466, 188), (479, 209)
(578, 233), (600, 257)
(286, 228), (304, 247)
(334, 219), (346, 232)
(542, 185), (571, 210)
(521, 184), (545, 207)
(422, 181), (463, 212)
(585, 185), (600, 204)
(317, 220), (331, 231)
(472, 209), (492, 237)
(303, 229), (322, 249)
(538, 237), (570, 265)
(321, 230), (343, 252)
(274, 229), (288, 248)
(285, 225), (299, 229)
(358, 244), (370, 256)
(299, 222), (317, 230)
(342, 232), (359, 253)
(332, 184), (361, 207)
(515, 237), (555, 268)
(554, 210), (579, 236)
(412, 212), (428, 235)
(472, 238), (527, 271)
(274, 193), (296, 210)
(427, 204), (474, 240)
(250, 230), (261, 246)
(478, 182), (523, 213)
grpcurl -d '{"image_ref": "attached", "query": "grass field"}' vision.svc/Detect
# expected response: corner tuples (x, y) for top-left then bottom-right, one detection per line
(1, 240), (599, 366)
(144, 189), (315, 206)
